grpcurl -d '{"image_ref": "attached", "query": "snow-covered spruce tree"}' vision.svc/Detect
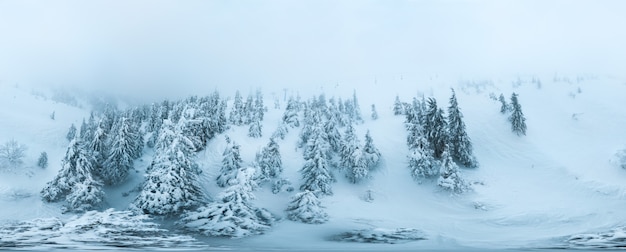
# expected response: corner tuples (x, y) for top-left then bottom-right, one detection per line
(393, 95), (404, 115)
(88, 120), (108, 174)
(298, 107), (321, 148)
(498, 93), (509, 114)
(300, 125), (334, 196)
(132, 120), (204, 216)
(37, 151), (48, 168)
(66, 124), (77, 142)
(179, 167), (274, 238)
(339, 123), (360, 171)
(248, 115), (263, 138)
(509, 93), (527, 136)
(257, 138), (282, 181)
(229, 91), (244, 126)
(447, 89), (478, 168)
(347, 146), (368, 184)
(41, 138), (104, 212)
(371, 104), (379, 120)
(271, 122), (289, 140)
(363, 130), (381, 169)
(324, 117), (342, 153)
(424, 98), (448, 158)
(285, 190), (328, 224)
(216, 141), (243, 188)
(437, 149), (469, 193)
(282, 96), (300, 128)
(351, 90), (364, 123)
(101, 117), (135, 185)
(254, 89), (265, 121)
(407, 121), (439, 180)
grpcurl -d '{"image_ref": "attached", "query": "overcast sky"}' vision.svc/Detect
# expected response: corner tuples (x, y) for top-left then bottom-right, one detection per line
(0, 0), (624, 99)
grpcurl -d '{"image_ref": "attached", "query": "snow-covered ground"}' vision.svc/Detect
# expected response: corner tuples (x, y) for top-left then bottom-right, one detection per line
(1, 75), (626, 250)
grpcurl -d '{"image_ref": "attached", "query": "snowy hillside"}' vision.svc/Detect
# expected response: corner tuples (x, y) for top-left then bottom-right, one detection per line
(1, 76), (626, 250)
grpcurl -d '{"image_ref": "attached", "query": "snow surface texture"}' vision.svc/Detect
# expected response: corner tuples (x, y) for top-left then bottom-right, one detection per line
(1, 76), (626, 250)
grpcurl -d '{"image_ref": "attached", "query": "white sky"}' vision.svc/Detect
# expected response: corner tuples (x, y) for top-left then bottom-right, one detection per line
(0, 0), (624, 99)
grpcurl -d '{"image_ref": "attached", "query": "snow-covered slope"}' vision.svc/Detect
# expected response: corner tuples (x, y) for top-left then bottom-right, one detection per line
(1, 76), (626, 250)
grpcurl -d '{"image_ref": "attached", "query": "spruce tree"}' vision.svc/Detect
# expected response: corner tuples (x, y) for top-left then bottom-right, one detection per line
(352, 90), (364, 123)
(101, 117), (135, 185)
(424, 98), (448, 158)
(300, 126), (333, 196)
(498, 93), (509, 114)
(362, 130), (381, 169)
(285, 190), (328, 224)
(282, 96), (300, 128)
(179, 167), (273, 238)
(217, 141), (243, 188)
(37, 151), (48, 168)
(339, 123), (360, 171)
(132, 120), (203, 216)
(347, 146), (368, 184)
(509, 93), (527, 136)
(229, 91), (244, 126)
(437, 149), (469, 193)
(447, 89), (478, 168)
(66, 124), (77, 141)
(41, 138), (104, 212)
(248, 116), (263, 138)
(257, 138), (282, 181)
(393, 95), (404, 115)
(371, 104), (378, 120)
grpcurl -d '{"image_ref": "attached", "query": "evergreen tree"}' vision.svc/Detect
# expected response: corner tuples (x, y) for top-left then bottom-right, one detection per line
(179, 167), (273, 238)
(132, 120), (204, 216)
(324, 118), (342, 153)
(362, 130), (381, 169)
(393, 95), (404, 115)
(347, 146), (368, 184)
(371, 104), (379, 120)
(300, 126), (333, 196)
(509, 93), (527, 136)
(424, 98), (447, 158)
(285, 190), (328, 224)
(248, 116), (262, 138)
(408, 143), (439, 180)
(447, 89), (478, 168)
(101, 117), (135, 185)
(282, 96), (300, 128)
(339, 123), (360, 171)
(66, 124), (77, 141)
(257, 138), (282, 181)
(41, 138), (104, 212)
(37, 151), (48, 168)
(229, 91), (244, 126)
(498, 93), (509, 114)
(254, 89), (265, 121)
(352, 90), (364, 123)
(217, 141), (243, 188)
(437, 150), (469, 193)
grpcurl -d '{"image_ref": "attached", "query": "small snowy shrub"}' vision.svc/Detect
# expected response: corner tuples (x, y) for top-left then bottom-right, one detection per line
(615, 148), (626, 170)
(37, 152), (48, 168)
(0, 140), (27, 169)
(286, 190), (328, 224)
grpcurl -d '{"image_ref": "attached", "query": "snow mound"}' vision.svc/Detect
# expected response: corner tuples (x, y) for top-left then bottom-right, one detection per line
(0, 209), (196, 249)
(329, 228), (426, 244)
(565, 226), (626, 249)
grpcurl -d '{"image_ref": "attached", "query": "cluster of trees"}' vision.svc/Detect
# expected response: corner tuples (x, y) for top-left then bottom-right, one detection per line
(399, 89), (476, 193)
(228, 90), (266, 138)
(499, 92), (527, 136)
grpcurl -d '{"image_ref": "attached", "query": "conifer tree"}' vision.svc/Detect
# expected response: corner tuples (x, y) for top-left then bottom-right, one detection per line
(371, 104), (379, 120)
(509, 93), (527, 136)
(41, 138), (104, 212)
(499, 93), (509, 114)
(352, 90), (364, 123)
(282, 97), (300, 128)
(179, 167), (273, 237)
(248, 116), (263, 138)
(347, 146), (368, 184)
(285, 190), (328, 224)
(217, 141), (243, 188)
(101, 117), (135, 185)
(393, 95), (404, 115)
(363, 130), (381, 169)
(339, 123), (359, 169)
(408, 134), (439, 180)
(437, 149), (469, 193)
(66, 124), (77, 141)
(37, 151), (48, 168)
(447, 89), (478, 168)
(132, 120), (204, 216)
(424, 98), (447, 158)
(324, 118), (342, 153)
(300, 126), (333, 196)
(229, 91), (244, 126)
(257, 138), (282, 181)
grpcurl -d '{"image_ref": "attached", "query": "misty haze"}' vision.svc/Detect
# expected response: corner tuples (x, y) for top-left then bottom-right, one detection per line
(1, 0), (626, 251)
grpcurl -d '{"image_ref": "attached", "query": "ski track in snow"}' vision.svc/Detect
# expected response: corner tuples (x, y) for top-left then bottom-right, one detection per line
(1, 77), (626, 250)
